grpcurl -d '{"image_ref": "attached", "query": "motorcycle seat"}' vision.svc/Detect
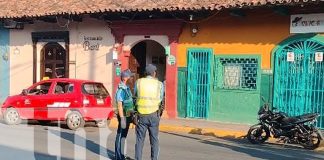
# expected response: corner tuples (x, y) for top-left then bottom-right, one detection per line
(282, 113), (319, 125)
(282, 117), (300, 124)
(296, 113), (319, 120)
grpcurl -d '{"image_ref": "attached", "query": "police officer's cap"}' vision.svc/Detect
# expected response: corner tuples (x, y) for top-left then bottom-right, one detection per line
(145, 64), (157, 75)
(121, 69), (134, 78)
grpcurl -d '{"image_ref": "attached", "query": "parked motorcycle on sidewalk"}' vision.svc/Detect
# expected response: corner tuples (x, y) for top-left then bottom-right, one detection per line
(247, 98), (323, 149)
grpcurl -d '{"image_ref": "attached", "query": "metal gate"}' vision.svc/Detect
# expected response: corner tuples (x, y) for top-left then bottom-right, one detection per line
(273, 39), (324, 128)
(186, 49), (212, 118)
(177, 67), (187, 118)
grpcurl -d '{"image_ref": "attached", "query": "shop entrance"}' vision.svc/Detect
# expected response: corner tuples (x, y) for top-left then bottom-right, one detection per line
(128, 40), (166, 93)
(40, 42), (67, 80)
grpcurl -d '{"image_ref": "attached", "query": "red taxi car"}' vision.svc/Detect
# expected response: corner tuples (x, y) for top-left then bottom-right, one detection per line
(1, 78), (114, 130)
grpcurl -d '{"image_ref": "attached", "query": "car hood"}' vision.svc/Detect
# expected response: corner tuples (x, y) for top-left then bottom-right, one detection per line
(2, 95), (23, 107)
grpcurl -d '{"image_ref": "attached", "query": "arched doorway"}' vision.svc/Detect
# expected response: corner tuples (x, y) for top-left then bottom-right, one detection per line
(273, 35), (324, 128)
(40, 42), (67, 80)
(127, 40), (166, 93)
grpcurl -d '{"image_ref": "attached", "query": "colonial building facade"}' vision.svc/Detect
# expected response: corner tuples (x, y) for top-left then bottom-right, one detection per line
(0, 0), (324, 126)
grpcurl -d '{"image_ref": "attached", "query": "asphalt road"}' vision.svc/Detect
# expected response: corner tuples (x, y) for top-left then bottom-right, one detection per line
(0, 121), (324, 160)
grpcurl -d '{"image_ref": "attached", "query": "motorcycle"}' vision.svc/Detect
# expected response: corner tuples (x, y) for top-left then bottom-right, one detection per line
(247, 98), (323, 149)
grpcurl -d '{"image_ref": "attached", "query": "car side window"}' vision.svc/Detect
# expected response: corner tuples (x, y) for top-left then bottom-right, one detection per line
(54, 82), (74, 94)
(82, 83), (109, 96)
(28, 82), (52, 95)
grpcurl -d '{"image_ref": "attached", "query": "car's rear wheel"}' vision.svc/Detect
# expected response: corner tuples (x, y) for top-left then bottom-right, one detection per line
(4, 108), (21, 125)
(96, 119), (110, 128)
(66, 111), (84, 130)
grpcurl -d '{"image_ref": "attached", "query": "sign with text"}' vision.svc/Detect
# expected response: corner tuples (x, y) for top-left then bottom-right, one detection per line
(167, 55), (176, 65)
(315, 52), (323, 62)
(287, 52), (294, 62)
(290, 13), (324, 33)
(83, 36), (103, 51)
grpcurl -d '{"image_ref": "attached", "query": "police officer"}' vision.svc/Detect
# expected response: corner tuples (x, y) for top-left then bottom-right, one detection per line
(134, 64), (164, 160)
(115, 69), (135, 160)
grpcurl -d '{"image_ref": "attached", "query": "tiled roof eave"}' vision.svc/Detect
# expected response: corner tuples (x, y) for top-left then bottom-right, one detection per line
(0, 0), (320, 18)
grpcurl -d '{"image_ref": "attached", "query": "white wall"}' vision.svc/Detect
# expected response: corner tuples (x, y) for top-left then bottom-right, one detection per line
(9, 17), (115, 95)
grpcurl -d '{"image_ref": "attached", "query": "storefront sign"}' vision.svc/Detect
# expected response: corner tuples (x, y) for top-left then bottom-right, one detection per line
(290, 13), (324, 33)
(315, 52), (323, 62)
(167, 55), (176, 65)
(287, 52), (294, 62)
(83, 36), (103, 51)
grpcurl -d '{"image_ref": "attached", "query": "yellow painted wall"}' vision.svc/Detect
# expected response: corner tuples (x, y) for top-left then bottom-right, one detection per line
(178, 10), (291, 69)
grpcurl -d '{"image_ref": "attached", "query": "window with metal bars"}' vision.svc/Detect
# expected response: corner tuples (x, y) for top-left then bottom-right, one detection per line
(215, 57), (259, 90)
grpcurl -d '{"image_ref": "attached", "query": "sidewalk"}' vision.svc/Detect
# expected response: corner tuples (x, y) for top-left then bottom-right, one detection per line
(109, 117), (250, 138)
(109, 117), (324, 151)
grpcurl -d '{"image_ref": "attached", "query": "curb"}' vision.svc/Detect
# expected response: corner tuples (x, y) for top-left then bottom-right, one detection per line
(109, 118), (324, 152)
(109, 118), (246, 138)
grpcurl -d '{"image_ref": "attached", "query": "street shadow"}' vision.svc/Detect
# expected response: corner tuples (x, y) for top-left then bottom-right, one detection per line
(161, 131), (324, 160)
(26, 120), (99, 129)
(49, 129), (115, 159)
(0, 144), (73, 160)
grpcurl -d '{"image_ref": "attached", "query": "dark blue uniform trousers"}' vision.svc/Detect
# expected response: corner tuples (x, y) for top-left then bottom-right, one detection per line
(115, 116), (132, 160)
(135, 112), (160, 160)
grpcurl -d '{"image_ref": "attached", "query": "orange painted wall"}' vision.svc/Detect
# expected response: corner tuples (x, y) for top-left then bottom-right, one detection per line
(178, 10), (291, 69)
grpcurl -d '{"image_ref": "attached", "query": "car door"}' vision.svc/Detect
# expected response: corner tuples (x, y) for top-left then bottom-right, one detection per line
(24, 81), (54, 120)
(47, 81), (78, 120)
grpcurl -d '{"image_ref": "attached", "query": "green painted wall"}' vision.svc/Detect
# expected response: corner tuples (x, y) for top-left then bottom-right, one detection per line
(209, 55), (261, 124)
(210, 90), (260, 124)
(178, 51), (265, 124)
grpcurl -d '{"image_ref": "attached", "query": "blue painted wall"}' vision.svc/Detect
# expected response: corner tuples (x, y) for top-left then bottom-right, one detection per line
(0, 27), (10, 103)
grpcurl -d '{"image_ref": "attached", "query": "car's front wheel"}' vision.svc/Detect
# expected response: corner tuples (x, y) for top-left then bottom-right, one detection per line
(66, 111), (84, 130)
(4, 108), (21, 125)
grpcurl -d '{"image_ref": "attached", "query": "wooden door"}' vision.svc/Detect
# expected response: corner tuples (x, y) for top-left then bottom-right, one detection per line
(41, 42), (67, 80)
(127, 41), (147, 94)
(127, 53), (139, 95)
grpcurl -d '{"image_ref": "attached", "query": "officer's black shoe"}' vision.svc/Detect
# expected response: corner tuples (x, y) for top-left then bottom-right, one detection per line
(125, 156), (134, 160)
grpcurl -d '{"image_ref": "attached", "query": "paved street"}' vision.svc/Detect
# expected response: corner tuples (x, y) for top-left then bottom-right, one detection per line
(0, 121), (324, 160)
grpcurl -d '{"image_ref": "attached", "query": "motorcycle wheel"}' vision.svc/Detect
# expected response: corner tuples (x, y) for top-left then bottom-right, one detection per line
(300, 131), (321, 150)
(247, 125), (270, 144)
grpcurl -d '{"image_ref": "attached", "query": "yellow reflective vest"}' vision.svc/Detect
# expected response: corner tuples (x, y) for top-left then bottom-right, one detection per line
(136, 77), (162, 114)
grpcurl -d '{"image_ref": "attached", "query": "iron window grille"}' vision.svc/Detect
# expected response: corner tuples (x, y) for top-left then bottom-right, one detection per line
(215, 57), (259, 90)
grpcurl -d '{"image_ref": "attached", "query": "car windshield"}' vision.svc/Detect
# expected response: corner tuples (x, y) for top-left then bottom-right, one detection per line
(28, 82), (52, 95)
(82, 83), (109, 96)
